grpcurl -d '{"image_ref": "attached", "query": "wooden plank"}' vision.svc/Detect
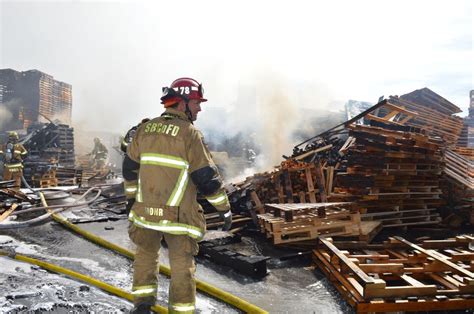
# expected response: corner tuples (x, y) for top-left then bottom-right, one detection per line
(428, 273), (461, 290)
(314, 161), (327, 202)
(294, 144), (333, 160)
(250, 191), (264, 214)
(400, 274), (426, 287)
(327, 166), (334, 195)
(393, 236), (474, 284)
(0, 203), (18, 223)
(365, 285), (438, 298)
(319, 238), (385, 288)
(305, 167), (317, 203)
(358, 263), (404, 274)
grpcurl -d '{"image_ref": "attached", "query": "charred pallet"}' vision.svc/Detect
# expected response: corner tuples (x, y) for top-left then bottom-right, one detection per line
(198, 234), (270, 278)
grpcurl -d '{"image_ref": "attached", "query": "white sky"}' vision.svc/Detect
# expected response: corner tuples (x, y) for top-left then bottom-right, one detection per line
(0, 0), (472, 134)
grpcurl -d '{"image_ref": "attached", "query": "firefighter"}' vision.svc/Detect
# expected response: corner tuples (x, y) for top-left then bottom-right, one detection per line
(0, 132), (28, 190)
(88, 137), (108, 170)
(123, 77), (232, 313)
(121, 118), (150, 213)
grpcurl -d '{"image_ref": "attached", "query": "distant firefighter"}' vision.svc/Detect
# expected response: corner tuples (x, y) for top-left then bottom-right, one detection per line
(88, 137), (108, 170)
(0, 132), (28, 190)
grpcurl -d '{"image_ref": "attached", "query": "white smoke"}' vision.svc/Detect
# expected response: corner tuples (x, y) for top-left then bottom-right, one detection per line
(253, 71), (299, 170)
(205, 68), (343, 182)
(0, 105), (13, 127)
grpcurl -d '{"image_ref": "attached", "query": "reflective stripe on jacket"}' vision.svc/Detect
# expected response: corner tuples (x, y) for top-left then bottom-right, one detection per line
(127, 108), (228, 238)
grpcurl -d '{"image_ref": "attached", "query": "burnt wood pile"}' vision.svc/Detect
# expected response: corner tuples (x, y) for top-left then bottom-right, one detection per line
(20, 122), (79, 187)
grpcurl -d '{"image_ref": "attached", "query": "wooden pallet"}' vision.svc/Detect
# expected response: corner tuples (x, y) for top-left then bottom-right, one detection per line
(313, 236), (474, 312)
(0, 203), (18, 223)
(258, 203), (361, 244)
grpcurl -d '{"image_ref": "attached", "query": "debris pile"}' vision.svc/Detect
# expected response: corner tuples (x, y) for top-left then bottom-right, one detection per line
(20, 122), (79, 187)
(333, 120), (444, 228)
(228, 88), (472, 247)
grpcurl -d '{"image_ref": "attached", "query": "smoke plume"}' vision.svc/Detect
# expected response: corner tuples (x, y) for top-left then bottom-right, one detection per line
(0, 105), (13, 127)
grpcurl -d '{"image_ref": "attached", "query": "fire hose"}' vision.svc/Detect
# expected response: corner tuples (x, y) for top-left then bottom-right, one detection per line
(37, 192), (268, 313)
(0, 187), (102, 229)
(0, 180), (267, 313)
(0, 249), (167, 313)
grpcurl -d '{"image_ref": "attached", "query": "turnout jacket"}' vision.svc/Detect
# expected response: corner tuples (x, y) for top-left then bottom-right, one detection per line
(91, 142), (108, 160)
(126, 108), (230, 240)
(0, 142), (28, 167)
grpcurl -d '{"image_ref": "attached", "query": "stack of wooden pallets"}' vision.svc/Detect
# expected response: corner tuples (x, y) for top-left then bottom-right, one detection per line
(257, 202), (362, 244)
(229, 91), (469, 244)
(313, 236), (474, 313)
(333, 122), (444, 228)
(389, 88), (464, 146)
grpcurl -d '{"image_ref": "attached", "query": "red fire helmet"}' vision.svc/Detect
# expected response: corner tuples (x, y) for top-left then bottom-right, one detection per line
(161, 77), (207, 107)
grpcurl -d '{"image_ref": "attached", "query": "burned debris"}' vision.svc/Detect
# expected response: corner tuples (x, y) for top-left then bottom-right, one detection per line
(21, 122), (80, 187)
(229, 90), (472, 237)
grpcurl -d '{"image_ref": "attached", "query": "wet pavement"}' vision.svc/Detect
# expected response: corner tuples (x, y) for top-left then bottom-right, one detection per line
(0, 201), (352, 313)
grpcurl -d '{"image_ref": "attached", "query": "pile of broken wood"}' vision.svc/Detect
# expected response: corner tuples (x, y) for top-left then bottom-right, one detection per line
(21, 122), (77, 187)
(228, 88), (472, 247)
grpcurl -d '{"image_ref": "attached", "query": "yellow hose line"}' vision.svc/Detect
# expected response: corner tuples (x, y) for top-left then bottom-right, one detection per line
(0, 250), (167, 313)
(39, 192), (268, 314)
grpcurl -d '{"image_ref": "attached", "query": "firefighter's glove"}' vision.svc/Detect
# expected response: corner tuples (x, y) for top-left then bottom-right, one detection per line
(219, 210), (232, 231)
(126, 198), (135, 215)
